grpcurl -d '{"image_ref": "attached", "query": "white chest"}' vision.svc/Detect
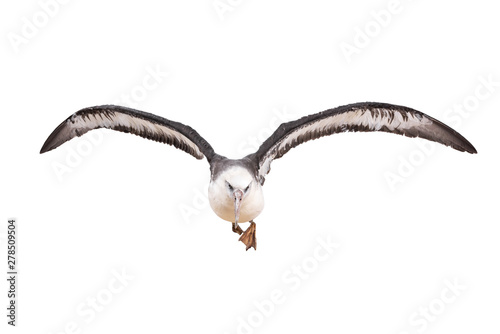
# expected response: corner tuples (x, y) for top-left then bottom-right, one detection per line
(208, 181), (264, 223)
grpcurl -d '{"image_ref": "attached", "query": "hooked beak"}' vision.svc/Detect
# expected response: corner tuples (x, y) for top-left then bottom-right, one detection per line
(233, 189), (244, 225)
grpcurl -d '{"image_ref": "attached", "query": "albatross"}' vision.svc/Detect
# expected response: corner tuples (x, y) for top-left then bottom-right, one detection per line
(40, 102), (476, 250)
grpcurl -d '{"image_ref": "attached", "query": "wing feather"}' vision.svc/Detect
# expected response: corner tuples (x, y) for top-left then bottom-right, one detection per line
(248, 102), (476, 184)
(40, 105), (216, 161)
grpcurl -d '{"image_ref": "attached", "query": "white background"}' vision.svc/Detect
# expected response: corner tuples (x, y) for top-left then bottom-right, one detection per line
(1, 1), (499, 333)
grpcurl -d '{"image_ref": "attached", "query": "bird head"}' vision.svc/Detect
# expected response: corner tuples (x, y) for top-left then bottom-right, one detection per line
(208, 164), (263, 224)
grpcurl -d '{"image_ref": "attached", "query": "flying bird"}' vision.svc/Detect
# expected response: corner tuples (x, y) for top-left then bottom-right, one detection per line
(40, 102), (476, 250)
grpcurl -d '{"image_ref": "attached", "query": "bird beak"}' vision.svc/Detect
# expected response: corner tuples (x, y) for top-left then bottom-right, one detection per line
(233, 189), (244, 224)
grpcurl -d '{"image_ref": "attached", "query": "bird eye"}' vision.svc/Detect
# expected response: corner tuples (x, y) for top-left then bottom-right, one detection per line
(226, 182), (234, 191)
(244, 184), (250, 192)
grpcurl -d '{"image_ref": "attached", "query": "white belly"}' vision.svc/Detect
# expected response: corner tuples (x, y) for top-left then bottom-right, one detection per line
(208, 182), (264, 223)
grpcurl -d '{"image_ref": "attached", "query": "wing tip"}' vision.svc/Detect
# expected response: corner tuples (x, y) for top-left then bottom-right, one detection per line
(39, 117), (73, 154)
(39, 136), (60, 154)
(454, 134), (477, 154)
(40, 140), (57, 154)
(466, 144), (478, 154)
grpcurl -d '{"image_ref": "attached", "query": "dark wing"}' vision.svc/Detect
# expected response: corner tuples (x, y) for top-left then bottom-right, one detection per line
(247, 102), (477, 184)
(40, 105), (216, 162)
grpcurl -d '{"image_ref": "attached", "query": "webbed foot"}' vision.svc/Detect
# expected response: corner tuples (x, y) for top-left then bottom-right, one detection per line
(232, 222), (244, 235)
(238, 221), (257, 251)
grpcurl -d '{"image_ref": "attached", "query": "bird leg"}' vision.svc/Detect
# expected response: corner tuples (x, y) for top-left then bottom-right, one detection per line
(232, 222), (244, 235)
(238, 221), (257, 251)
